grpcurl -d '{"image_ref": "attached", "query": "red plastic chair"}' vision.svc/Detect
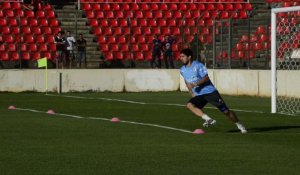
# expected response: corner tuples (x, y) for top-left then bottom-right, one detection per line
(106, 11), (114, 18)
(12, 2), (21, 10)
(158, 4), (166, 11)
(10, 52), (20, 61)
(8, 18), (18, 26)
(169, 4), (178, 11)
(179, 3), (188, 11)
(4, 35), (14, 43)
(100, 44), (109, 52)
(2, 2), (11, 10)
(120, 44), (129, 52)
(8, 43), (17, 52)
(158, 19), (167, 27)
(32, 27), (42, 35)
(114, 52), (124, 60)
(0, 52), (9, 61)
(96, 11), (104, 18)
(138, 18), (147, 27)
(115, 11), (124, 19)
(5, 9), (15, 18)
(130, 3), (139, 11)
(85, 11), (95, 19)
(92, 3), (101, 11)
(154, 11), (163, 19)
(22, 52), (31, 60)
(45, 35), (55, 43)
(114, 27), (123, 36)
(135, 52), (144, 61)
(143, 27), (152, 35)
(0, 44), (6, 52)
(20, 18), (27, 26)
(49, 19), (59, 27)
(102, 3), (111, 11)
(82, 3), (92, 11)
(2, 26), (11, 34)
(38, 43), (48, 52)
(28, 44), (38, 52)
(121, 3), (130, 11)
(32, 52), (41, 60)
(25, 10), (35, 18)
(103, 28), (112, 35)
(141, 3), (149, 11)
(111, 44), (119, 52)
(99, 19), (108, 27)
(117, 36), (127, 44)
(36, 11), (46, 18)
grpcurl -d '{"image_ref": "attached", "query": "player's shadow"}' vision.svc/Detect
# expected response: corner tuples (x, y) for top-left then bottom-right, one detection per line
(227, 125), (300, 133)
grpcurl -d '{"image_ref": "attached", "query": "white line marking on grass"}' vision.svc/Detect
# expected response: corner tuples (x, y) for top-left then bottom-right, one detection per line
(46, 94), (265, 114)
(13, 107), (193, 134)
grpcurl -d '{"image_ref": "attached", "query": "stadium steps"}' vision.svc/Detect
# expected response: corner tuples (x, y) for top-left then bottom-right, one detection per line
(53, 4), (103, 68)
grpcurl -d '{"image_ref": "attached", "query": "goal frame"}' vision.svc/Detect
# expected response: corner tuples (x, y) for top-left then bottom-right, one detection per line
(271, 6), (300, 113)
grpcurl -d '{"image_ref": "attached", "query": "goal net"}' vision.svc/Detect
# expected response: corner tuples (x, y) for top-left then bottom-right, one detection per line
(271, 6), (300, 115)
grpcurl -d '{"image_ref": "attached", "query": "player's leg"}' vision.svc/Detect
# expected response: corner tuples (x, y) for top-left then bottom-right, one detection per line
(206, 91), (247, 133)
(187, 96), (216, 127)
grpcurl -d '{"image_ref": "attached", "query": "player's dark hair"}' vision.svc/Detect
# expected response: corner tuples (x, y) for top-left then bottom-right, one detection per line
(180, 48), (193, 60)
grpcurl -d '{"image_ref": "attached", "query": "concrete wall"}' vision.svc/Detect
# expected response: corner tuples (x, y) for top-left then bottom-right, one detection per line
(0, 69), (299, 98)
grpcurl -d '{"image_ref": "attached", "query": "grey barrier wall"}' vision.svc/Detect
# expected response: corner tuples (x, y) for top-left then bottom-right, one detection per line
(0, 69), (299, 98)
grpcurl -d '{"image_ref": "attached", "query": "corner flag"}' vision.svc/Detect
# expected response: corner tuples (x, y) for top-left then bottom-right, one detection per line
(37, 57), (48, 93)
(37, 57), (47, 68)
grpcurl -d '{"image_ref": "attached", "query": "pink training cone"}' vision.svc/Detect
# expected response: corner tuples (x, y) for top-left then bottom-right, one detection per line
(111, 117), (121, 122)
(8, 105), (16, 110)
(47, 109), (55, 115)
(193, 129), (205, 134)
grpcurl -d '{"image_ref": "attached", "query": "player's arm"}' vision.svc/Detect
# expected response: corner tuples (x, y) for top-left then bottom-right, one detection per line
(186, 75), (210, 88)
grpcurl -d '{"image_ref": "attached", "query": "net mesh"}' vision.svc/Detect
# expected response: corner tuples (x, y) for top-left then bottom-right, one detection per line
(276, 10), (300, 115)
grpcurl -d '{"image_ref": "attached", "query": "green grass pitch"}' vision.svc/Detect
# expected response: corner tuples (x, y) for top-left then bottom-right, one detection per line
(0, 92), (300, 175)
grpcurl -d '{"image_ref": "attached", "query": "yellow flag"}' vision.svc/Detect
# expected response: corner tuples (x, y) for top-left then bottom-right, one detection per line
(37, 57), (47, 68)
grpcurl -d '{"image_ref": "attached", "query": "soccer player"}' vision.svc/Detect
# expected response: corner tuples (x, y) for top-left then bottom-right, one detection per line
(179, 48), (247, 133)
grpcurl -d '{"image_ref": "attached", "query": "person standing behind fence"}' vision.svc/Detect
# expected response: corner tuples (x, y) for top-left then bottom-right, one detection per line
(76, 33), (87, 68)
(66, 31), (76, 68)
(54, 31), (66, 69)
(163, 35), (175, 69)
(151, 34), (162, 68)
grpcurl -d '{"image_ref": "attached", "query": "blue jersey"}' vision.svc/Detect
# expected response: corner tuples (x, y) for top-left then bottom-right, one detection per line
(180, 61), (216, 96)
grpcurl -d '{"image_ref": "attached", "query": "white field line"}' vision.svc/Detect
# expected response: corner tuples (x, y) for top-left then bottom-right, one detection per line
(46, 94), (264, 114)
(13, 107), (193, 134)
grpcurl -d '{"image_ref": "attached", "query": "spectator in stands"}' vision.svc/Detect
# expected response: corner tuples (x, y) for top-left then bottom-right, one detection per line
(179, 48), (247, 133)
(66, 31), (76, 68)
(54, 31), (67, 69)
(76, 33), (87, 68)
(162, 35), (175, 69)
(151, 34), (162, 68)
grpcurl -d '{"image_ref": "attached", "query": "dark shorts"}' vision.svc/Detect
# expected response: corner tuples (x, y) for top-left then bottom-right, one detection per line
(188, 91), (229, 112)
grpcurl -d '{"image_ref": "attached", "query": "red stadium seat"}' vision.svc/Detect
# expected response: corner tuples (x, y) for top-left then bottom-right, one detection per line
(143, 27), (152, 35)
(45, 35), (55, 43)
(49, 19), (59, 27)
(137, 35), (146, 43)
(29, 19), (38, 27)
(22, 52), (31, 60)
(97, 35), (106, 44)
(32, 27), (42, 35)
(104, 52), (113, 61)
(107, 36), (116, 44)
(39, 18), (49, 27)
(120, 44), (129, 52)
(121, 3), (130, 11)
(5, 9), (15, 18)
(42, 52), (52, 60)
(28, 44), (38, 52)
(96, 11), (104, 18)
(32, 52), (41, 60)
(139, 18), (147, 27)
(38, 43), (48, 52)
(8, 18), (18, 26)
(149, 19), (157, 27)
(4, 35), (14, 43)
(110, 19), (118, 27)
(106, 11), (114, 18)
(169, 4), (178, 11)
(8, 43), (17, 52)
(25, 10), (35, 18)
(10, 52), (20, 61)
(100, 44), (109, 52)
(21, 43), (27, 52)
(0, 52), (9, 61)
(20, 18), (28, 26)
(36, 11), (45, 18)
(132, 44), (139, 51)
(103, 28), (112, 35)
(102, 3), (111, 11)
(158, 19), (167, 26)
(154, 11), (163, 18)
(86, 11), (95, 19)
(111, 44), (119, 52)
(2, 2), (11, 9)
(114, 52), (123, 60)
(49, 43), (56, 51)
(135, 52), (144, 60)
(92, 3), (101, 11)
(0, 44), (6, 52)
(114, 27), (123, 36)
(1, 26), (11, 34)
(46, 11), (56, 18)
(131, 3), (139, 11)
(133, 27), (142, 35)
(158, 4), (166, 11)
(117, 35), (127, 43)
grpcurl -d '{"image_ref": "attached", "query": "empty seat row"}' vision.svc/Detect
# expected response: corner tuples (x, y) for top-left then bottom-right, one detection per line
(0, 43), (56, 52)
(81, 2), (252, 11)
(0, 51), (57, 61)
(1, 2), (52, 11)
(0, 9), (56, 18)
(0, 34), (56, 44)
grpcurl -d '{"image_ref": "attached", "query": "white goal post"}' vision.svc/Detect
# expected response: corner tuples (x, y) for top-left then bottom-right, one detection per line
(271, 6), (300, 115)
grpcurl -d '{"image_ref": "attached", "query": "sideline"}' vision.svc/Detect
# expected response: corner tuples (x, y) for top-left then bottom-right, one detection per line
(13, 107), (193, 134)
(46, 94), (265, 114)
